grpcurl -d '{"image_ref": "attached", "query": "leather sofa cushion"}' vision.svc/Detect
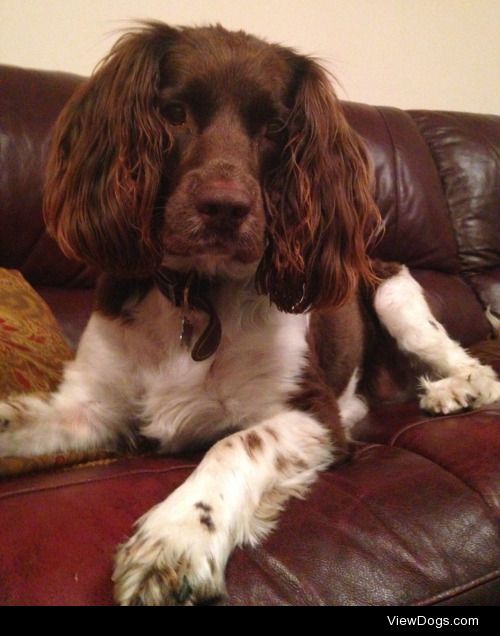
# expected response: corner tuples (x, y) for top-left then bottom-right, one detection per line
(37, 287), (94, 349)
(1, 423), (499, 606)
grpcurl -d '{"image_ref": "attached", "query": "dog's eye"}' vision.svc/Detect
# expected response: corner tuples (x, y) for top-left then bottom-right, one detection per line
(163, 102), (187, 126)
(265, 119), (286, 139)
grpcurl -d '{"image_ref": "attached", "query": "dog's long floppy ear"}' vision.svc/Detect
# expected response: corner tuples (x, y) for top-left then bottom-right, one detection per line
(256, 55), (382, 313)
(44, 23), (177, 276)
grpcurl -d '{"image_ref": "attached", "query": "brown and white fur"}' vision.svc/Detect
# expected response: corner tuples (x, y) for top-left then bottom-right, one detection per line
(1, 23), (499, 605)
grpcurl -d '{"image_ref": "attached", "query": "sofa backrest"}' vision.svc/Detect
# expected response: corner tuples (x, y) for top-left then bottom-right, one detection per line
(0, 65), (93, 288)
(1, 64), (498, 343)
(344, 101), (500, 343)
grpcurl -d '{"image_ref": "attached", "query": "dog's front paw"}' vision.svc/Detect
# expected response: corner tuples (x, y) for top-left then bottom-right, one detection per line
(113, 501), (227, 606)
(0, 401), (23, 432)
(0, 400), (33, 456)
(419, 364), (500, 415)
(0, 396), (54, 456)
(419, 376), (473, 414)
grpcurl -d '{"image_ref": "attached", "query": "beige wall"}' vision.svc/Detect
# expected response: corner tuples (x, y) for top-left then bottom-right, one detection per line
(1, 0), (499, 114)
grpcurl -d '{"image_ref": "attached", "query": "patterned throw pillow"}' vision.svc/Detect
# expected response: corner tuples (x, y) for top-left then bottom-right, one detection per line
(0, 268), (73, 398)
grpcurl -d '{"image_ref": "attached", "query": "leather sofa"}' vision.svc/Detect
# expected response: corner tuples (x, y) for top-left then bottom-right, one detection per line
(1, 64), (499, 606)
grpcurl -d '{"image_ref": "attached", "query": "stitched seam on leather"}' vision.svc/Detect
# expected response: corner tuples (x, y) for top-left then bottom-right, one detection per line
(318, 467), (492, 606)
(413, 569), (500, 606)
(373, 107), (400, 248)
(349, 440), (499, 524)
(352, 442), (383, 459)
(63, 265), (95, 288)
(0, 463), (197, 501)
(437, 112), (500, 168)
(19, 233), (91, 288)
(391, 448), (498, 516)
(388, 409), (500, 513)
(244, 546), (326, 606)
(19, 226), (47, 275)
(328, 450), (500, 606)
(407, 111), (461, 268)
(389, 407), (500, 446)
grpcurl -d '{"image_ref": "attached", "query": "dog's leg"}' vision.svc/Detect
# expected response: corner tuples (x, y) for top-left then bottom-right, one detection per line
(0, 372), (129, 458)
(373, 265), (500, 414)
(0, 318), (134, 457)
(113, 410), (335, 606)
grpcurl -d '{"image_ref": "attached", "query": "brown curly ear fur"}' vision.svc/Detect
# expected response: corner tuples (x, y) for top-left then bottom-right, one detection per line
(256, 56), (382, 313)
(43, 23), (177, 276)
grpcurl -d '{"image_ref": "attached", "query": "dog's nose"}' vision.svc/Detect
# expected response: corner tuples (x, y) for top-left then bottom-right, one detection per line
(195, 181), (252, 223)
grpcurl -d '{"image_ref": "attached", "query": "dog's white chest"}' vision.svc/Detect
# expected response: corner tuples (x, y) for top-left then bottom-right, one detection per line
(124, 287), (309, 451)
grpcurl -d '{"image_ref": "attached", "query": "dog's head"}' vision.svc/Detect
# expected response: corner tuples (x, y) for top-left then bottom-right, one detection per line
(44, 22), (381, 312)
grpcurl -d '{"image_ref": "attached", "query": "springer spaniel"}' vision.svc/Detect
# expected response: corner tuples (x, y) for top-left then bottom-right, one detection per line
(1, 23), (499, 605)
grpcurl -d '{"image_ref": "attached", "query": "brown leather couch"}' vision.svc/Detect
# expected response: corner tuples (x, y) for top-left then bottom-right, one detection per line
(1, 65), (499, 606)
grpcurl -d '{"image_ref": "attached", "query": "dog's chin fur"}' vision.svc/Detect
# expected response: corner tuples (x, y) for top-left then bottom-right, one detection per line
(162, 252), (261, 281)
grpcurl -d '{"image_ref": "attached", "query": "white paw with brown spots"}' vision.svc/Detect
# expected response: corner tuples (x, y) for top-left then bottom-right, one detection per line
(113, 499), (227, 606)
(419, 364), (500, 415)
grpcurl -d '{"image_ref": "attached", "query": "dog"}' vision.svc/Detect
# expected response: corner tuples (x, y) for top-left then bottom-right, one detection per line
(1, 22), (499, 605)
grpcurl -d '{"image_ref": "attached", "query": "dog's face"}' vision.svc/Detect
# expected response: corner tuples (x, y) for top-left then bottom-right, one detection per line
(159, 28), (293, 276)
(44, 23), (381, 312)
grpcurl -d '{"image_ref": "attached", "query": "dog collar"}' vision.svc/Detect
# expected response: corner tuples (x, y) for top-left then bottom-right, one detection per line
(155, 268), (222, 362)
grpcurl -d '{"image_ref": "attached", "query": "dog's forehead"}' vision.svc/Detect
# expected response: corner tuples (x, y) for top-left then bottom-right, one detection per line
(161, 26), (295, 102)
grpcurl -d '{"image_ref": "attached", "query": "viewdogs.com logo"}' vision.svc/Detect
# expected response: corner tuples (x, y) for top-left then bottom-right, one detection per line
(387, 616), (479, 629)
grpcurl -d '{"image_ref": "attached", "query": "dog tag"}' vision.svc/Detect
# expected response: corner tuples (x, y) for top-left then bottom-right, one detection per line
(180, 315), (194, 348)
